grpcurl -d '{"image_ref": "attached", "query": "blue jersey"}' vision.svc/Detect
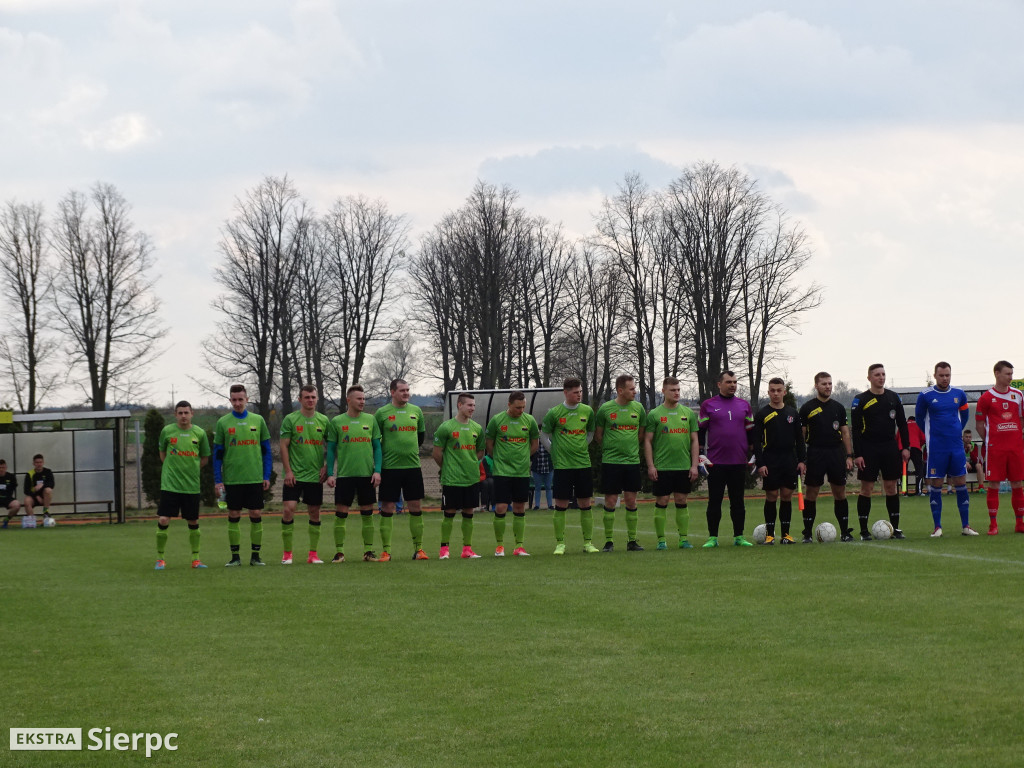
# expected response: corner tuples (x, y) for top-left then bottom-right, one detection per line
(915, 386), (969, 451)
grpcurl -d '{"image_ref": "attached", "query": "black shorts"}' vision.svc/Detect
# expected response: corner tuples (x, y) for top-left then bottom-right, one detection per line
(857, 442), (902, 483)
(806, 445), (848, 487)
(441, 484), (479, 511)
(225, 483), (264, 512)
(493, 476), (531, 504)
(283, 481), (324, 506)
(379, 468), (424, 503)
(1, 496), (17, 510)
(761, 455), (798, 491)
(652, 470), (692, 497)
(334, 477), (376, 508)
(158, 491), (201, 521)
(553, 467), (594, 501)
(601, 463), (642, 494)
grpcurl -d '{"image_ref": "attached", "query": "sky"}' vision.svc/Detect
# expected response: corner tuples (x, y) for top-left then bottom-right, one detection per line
(2, 0), (1023, 407)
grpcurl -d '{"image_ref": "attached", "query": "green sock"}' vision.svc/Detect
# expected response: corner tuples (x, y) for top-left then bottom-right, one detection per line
(603, 506), (615, 541)
(361, 513), (374, 548)
(676, 504), (689, 537)
(228, 519), (241, 550)
(494, 514), (507, 544)
(334, 514), (347, 552)
(156, 524), (168, 557)
(282, 520), (294, 552)
(461, 515), (474, 547)
(512, 514), (525, 547)
(309, 521), (321, 551)
(654, 504), (667, 542)
(553, 508), (566, 543)
(380, 515), (393, 552)
(440, 514), (454, 545)
(626, 507), (638, 541)
(580, 506), (594, 542)
(189, 525), (201, 557)
(410, 513), (424, 549)
(250, 519), (263, 551)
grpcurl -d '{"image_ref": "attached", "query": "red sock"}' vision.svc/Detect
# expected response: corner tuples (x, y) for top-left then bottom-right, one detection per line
(988, 488), (1000, 517)
(1013, 488), (1024, 524)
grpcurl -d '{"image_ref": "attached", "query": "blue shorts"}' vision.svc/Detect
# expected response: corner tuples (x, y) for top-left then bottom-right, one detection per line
(927, 447), (968, 479)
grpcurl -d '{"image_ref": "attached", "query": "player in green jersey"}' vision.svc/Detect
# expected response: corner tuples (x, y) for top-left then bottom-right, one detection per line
(485, 391), (540, 556)
(375, 379), (429, 559)
(326, 384), (384, 562)
(594, 374), (647, 552)
(280, 384), (329, 565)
(213, 384), (272, 567)
(541, 376), (598, 555)
(643, 377), (700, 550)
(433, 393), (485, 559)
(155, 401), (212, 569)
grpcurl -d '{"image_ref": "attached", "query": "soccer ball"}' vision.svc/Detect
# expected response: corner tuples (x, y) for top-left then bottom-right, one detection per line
(815, 522), (837, 543)
(21, 514), (37, 529)
(752, 524), (768, 544)
(43, 516), (56, 528)
(871, 519), (894, 540)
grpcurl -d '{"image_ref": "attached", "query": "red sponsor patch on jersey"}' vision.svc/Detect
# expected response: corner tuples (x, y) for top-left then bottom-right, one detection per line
(170, 437), (177, 444)
(501, 425), (508, 432)
(610, 413), (617, 420)
(388, 415), (396, 421)
(660, 417), (668, 423)
(342, 425), (349, 431)
(296, 425), (303, 432)
(228, 427), (236, 435)
(559, 418), (566, 424)
(453, 431), (460, 438)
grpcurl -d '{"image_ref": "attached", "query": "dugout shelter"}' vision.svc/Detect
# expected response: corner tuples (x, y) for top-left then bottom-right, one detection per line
(0, 410), (130, 523)
(443, 388), (564, 425)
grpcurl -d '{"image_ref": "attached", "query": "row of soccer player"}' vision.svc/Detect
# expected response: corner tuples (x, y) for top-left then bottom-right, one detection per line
(152, 359), (1024, 568)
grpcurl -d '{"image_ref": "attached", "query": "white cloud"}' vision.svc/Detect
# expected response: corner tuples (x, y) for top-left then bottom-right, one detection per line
(82, 112), (160, 151)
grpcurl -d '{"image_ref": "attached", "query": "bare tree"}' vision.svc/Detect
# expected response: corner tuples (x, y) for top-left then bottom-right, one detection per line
(51, 183), (164, 409)
(206, 175), (307, 417)
(0, 200), (58, 411)
(364, 336), (419, 401)
(738, 213), (823, 406)
(518, 219), (575, 388)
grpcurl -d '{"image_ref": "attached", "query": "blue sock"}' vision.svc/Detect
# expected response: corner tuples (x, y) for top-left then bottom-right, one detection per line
(929, 487), (943, 528)
(956, 486), (971, 528)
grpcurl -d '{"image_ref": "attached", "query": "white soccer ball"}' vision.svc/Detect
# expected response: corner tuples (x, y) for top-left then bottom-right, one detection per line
(43, 516), (56, 528)
(815, 522), (837, 543)
(871, 519), (894, 540)
(21, 514), (37, 529)
(752, 524), (768, 544)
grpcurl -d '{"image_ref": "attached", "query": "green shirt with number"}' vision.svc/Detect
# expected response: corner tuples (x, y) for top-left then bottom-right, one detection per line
(214, 411), (270, 485)
(159, 424), (211, 495)
(280, 410), (329, 483)
(327, 412), (381, 477)
(645, 404), (699, 471)
(596, 399), (646, 465)
(375, 403), (425, 470)
(541, 403), (595, 470)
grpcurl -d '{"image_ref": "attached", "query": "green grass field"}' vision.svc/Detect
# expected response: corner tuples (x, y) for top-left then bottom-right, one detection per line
(3, 495), (1024, 767)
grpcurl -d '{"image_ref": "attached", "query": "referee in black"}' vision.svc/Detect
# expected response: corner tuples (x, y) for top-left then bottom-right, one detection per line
(851, 363), (910, 540)
(753, 378), (806, 544)
(799, 371), (855, 542)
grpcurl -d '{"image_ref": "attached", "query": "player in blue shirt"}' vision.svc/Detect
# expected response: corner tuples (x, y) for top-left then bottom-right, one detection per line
(915, 361), (976, 536)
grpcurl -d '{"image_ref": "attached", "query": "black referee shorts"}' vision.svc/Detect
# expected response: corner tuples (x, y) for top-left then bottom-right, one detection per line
(805, 445), (848, 488)
(857, 442), (902, 483)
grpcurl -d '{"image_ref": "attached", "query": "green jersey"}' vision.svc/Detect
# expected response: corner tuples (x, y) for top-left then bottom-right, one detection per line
(159, 424), (211, 495)
(327, 412), (381, 477)
(375, 403), (425, 469)
(434, 417), (484, 487)
(214, 411), (270, 485)
(541, 403), (595, 470)
(486, 411), (539, 477)
(280, 410), (329, 483)
(595, 399), (646, 465)
(646, 403), (699, 470)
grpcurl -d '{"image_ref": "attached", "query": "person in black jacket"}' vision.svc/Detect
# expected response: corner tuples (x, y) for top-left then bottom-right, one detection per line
(851, 364), (910, 540)
(0, 459), (22, 527)
(753, 378), (807, 544)
(23, 453), (55, 522)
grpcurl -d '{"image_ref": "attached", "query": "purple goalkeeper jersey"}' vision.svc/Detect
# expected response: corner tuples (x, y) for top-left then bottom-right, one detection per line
(699, 395), (754, 465)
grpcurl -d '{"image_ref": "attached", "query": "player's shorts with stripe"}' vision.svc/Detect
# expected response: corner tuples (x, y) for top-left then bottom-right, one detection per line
(926, 447), (968, 479)
(158, 491), (201, 521)
(761, 454), (798, 491)
(493, 475), (530, 504)
(379, 467), (424, 503)
(553, 467), (594, 501)
(805, 445), (847, 487)
(985, 447), (1024, 483)
(601, 463), (642, 495)
(441, 483), (480, 511)
(334, 476), (376, 508)
(225, 483), (265, 512)
(856, 442), (902, 483)
(283, 480), (324, 506)
(652, 469), (692, 497)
